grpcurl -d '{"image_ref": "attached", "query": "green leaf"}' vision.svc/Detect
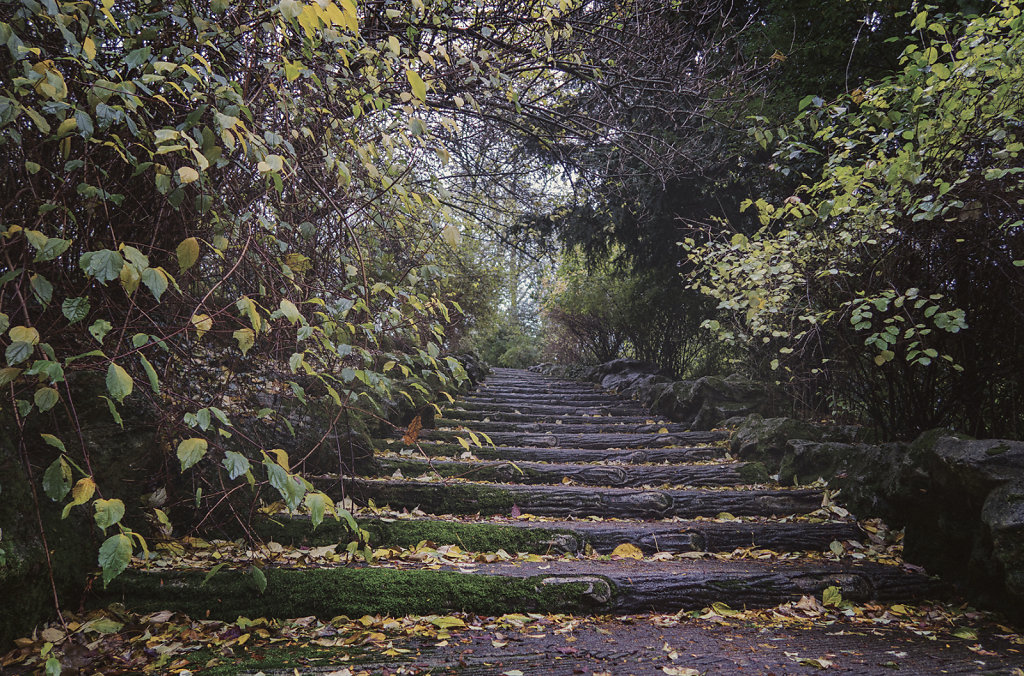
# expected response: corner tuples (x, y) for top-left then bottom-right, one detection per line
(79, 249), (123, 283)
(304, 491), (335, 529)
(98, 533), (132, 586)
(99, 395), (123, 428)
(279, 299), (301, 324)
(62, 297), (90, 324)
(249, 564), (267, 594)
(30, 273), (53, 305)
(89, 319), (112, 344)
(177, 438), (208, 471)
(42, 457), (72, 501)
(201, 561), (226, 587)
(822, 585), (843, 607)
(264, 460), (305, 511)
(93, 498), (125, 532)
(45, 656), (61, 676)
(176, 237), (200, 270)
(139, 353), (159, 393)
(6, 342), (34, 366)
(222, 451), (251, 480)
(40, 433), (66, 452)
(106, 362), (133, 403)
(34, 386), (60, 412)
(141, 267), (169, 301)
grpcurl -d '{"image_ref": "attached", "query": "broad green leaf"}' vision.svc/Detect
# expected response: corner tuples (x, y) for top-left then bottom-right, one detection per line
(89, 319), (112, 344)
(45, 656), (61, 676)
(264, 460), (305, 511)
(34, 386), (59, 412)
(279, 299), (301, 324)
(176, 237), (200, 271)
(62, 297), (90, 324)
(98, 533), (132, 586)
(42, 457), (72, 501)
(304, 491), (335, 529)
(141, 267), (169, 301)
(0, 367), (21, 385)
(177, 438), (208, 470)
(106, 362), (133, 403)
(6, 342), (34, 366)
(30, 273), (53, 305)
(93, 498), (125, 532)
(79, 249), (123, 283)
(34, 237), (71, 262)
(222, 451), (251, 480)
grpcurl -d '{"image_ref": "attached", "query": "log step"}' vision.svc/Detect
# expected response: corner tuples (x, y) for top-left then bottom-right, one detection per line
(256, 515), (864, 555)
(103, 558), (942, 619)
(416, 430), (724, 449)
(373, 457), (770, 487)
(438, 411), (667, 424)
(374, 441), (729, 464)
(460, 393), (636, 405)
(434, 419), (696, 434)
(451, 401), (648, 416)
(336, 478), (825, 519)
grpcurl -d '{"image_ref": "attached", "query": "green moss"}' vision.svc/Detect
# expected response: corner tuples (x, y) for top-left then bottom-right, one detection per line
(187, 644), (382, 676)
(736, 461), (769, 484)
(252, 516), (578, 554)
(101, 567), (613, 618)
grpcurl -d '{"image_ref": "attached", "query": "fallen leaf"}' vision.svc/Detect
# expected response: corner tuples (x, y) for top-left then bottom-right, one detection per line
(611, 543), (643, 559)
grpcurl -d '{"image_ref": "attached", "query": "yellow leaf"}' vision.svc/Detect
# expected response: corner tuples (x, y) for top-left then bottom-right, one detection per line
(83, 37), (96, 60)
(431, 616), (466, 629)
(177, 167), (200, 184)
(406, 69), (427, 101)
(268, 448), (290, 471)
(177, 237), (200, 270)
(191, 313), (212, 339)
(611, 543), (643, 559)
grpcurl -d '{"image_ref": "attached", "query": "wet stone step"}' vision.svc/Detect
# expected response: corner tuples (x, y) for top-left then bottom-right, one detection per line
(255, 514), (864, 555)
(373, 457), (770, 487)
(336, 478), (826, 519)
(103, 558), (942, 619)
(415, 430), (722, 449)
(374, 441), (729, 464)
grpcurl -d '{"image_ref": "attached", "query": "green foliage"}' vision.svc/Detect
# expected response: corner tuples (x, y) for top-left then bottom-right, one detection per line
(544, 249), (726, 377)
(692, 1), (1024, 436)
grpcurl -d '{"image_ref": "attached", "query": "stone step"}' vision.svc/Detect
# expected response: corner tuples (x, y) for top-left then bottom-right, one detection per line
(373, 457), (769, 487)
(374, 441), (729, 464)
(415, 429), (722, 449)
(257, 514), (864, 555)
(434, 419), (695, 435)
(335, 478), (825, 519)
(104, 558), (942, 619)
(451, 401), (648, 416)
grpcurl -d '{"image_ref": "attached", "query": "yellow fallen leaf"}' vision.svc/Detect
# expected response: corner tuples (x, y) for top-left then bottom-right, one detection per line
(611, 543), (643, 559)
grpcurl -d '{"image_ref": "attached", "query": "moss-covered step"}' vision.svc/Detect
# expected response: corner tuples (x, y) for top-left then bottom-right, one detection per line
(254, 515), (863, 554)
(372, 457), (769, 487)
(372, 441), (728, 463)
(433, 419), (697, 435)
(451, 401), (647, 416)
(415, 430), (722, 449)
(334, 478), (825, 519)
(100, 558), (942, 619)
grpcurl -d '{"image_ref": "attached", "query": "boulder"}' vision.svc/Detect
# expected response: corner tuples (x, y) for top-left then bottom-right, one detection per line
(647, 374), (768, 430)
(731, 415), (864, 471)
